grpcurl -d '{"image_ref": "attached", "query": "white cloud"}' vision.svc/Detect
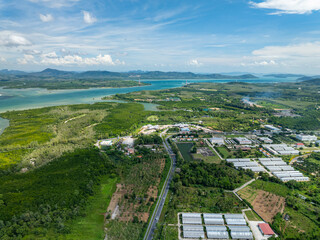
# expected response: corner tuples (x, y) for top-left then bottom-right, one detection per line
(0, 57), (6, 62)
(40, 14), (54, 22)
(82, 11), (97, 24)
(40, 53), (123, 66)
(42, 51), (58, 58)
(29, 0), (79, 8)
(241, 60), (277, 66)
(188, 59), (202, 66)
(0, 31), (32, 47)
(250, 0), (320, 14)
(17, 54), (36, 64)
(252, 42), (320, 58)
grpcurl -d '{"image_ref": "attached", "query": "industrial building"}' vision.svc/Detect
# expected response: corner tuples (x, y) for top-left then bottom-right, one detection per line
(226, 159), (265, 172)
(243, 166), (266, 172)
(264, 125), (281, 133)
(280, 176), (310, 182)
(234, 137), (252, 145)
(258, 223), (275, 237)
(295, 134), (317, 142)
(258, 157), (282, 161)
(258, 137), (273, 144)
(226, 158), (251, 162)
(258, 158), (309, 182)
(224, 214), (247, 226)
(203, 213), (224, 225)
(100, 140), (113, 147)
(180, 213), (256, 239)
(207, 231), (229, 239)
(204, 218), (225, 225)
(259, 161), (287, 166)
(211, 137), (225, 145)
(230, 231), (253, 239)
(183, 230), (205, 239)
(182, 213), (201, 218)
(263, 144), (299, 155)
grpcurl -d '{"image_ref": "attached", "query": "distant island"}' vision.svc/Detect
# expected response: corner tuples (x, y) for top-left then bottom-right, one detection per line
(264, 74), (306, 78)
(0, 68), (258, 90)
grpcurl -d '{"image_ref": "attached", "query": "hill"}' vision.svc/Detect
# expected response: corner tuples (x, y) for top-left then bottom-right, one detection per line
(0, 68), (258, 80)
(264, 74), (305, 78)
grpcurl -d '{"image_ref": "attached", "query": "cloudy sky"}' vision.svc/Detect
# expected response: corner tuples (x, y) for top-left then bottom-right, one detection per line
(1, 0), (320, 74)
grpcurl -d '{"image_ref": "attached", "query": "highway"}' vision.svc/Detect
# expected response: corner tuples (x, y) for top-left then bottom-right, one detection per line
(143, 135), (176, 240)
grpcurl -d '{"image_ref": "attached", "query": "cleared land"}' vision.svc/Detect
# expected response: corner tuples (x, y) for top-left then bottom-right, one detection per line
(176, 143), (194, 161)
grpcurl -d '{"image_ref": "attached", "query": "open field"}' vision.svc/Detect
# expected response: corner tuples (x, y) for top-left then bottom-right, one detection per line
(176, 143), (193, 161)
(63, 177), (118, 240)
(239, 178), (320, 239)
(244, 210), (263, 221)
(239, 186), (285, 222)
(104, 148), (170, 240)
(192, 147), (221, 164)
(0, 102), (149, 170)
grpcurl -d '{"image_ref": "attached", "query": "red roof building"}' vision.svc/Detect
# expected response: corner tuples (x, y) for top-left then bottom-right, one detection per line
(258, 223), (275, 236)
(296, 143), (304, 147)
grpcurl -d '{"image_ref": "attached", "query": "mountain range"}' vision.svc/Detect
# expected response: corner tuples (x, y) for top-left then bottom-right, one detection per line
(0, 68), (258, 80)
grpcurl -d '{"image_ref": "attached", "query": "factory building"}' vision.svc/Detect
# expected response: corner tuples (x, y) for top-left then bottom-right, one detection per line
(295, 134), (317, 142)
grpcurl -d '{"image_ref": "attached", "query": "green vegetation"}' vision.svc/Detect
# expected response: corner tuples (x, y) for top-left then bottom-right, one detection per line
(0, 102), (149, 170)
(0, 148), (116, 239)
(176, 143), (194, 161)
(244, 210), (263, 221)
(135, 134), (162, 145)
(240, 177), (320, 239)
(104, 147), (170, 240)
(111, 81), (320, 131)
(0, 79), (147, 90)
(63, 177), (118, 240)
(94, 103), (148, 138)
(153, 132), (255, 239)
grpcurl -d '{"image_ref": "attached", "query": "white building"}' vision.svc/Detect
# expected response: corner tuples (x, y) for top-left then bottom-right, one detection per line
(264, 125), (281, 133)
(234, 137), (252, 145)
(122, 137), (135, 147)
(100, 140), (113, 147)
(258, 137), (273, 144)
(211, 137), (224, 145)
(295, 134), (317, 142)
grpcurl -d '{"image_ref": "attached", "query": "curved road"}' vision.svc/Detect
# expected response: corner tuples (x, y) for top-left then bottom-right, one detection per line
(143, 135), (176, 240)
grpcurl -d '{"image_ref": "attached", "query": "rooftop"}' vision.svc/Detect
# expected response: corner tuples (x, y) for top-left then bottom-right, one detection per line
(258, 223), (275, 235)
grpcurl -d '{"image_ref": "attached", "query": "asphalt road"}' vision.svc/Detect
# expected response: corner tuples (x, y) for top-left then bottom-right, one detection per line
(143, 136), (176, 240)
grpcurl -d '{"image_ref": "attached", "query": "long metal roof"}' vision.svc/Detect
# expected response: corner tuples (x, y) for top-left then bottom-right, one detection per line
(182, 217), (202, 225)
(231, 231), (253, 239)
(204, 218), (225, 225)
(207, 231), (229, 239)
(183, 230), (205, 239)
(203, 213), (223, 218)
(182, 213), (202, 218)
(224, 214), (244, 219)
(206, 226), (227, 231)
(225, 219), (247, 225)
(228, 226), (251, 232)
(182, 225), (204, 231)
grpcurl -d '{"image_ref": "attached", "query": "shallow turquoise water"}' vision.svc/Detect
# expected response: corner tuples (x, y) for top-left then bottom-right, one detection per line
(0, 77), (299, 133)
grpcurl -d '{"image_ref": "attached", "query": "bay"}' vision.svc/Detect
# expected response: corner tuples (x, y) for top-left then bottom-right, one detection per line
(0, 77), (300, 134)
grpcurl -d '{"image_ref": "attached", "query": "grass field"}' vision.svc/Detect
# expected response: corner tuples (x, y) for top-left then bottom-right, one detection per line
(215, 146), (231, 159)
(249, 180), (290, 197)
(192, 153), (221, 164)
(176, 143), (194, 161)
(64, 176), (118, 240)
(244, 210), (263, 221)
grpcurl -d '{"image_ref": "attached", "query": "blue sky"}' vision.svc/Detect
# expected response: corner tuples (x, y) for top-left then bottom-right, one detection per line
(1, 0), (320, 74)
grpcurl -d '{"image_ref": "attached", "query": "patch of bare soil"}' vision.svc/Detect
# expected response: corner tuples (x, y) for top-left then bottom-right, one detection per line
(251, 190), (285, 222)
